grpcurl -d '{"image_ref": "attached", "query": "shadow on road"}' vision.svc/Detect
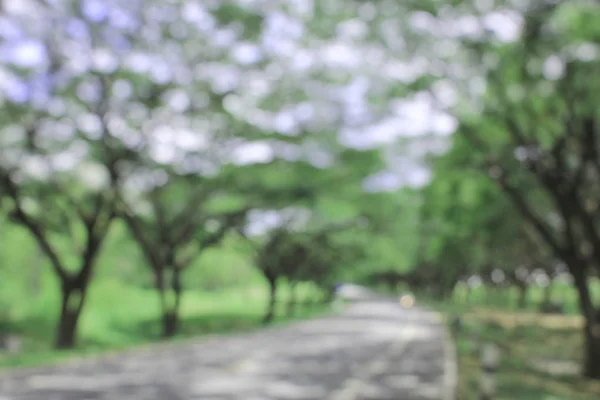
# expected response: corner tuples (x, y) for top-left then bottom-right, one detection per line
(0, 298), (454, 400)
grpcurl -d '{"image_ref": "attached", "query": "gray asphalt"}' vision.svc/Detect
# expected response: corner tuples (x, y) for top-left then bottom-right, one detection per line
(0, 296), (456, 400)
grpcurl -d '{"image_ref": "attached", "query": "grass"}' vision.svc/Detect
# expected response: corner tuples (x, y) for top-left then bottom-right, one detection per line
(442, 305), (600, 400)
(0, 224), (331, 370)
(0, 278), (329, 369)
(394, 279), (600, 399)
(451, 280), (600, 316)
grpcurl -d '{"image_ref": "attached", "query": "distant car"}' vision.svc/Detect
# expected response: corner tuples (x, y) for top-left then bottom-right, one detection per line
(334, 283), (372, 301)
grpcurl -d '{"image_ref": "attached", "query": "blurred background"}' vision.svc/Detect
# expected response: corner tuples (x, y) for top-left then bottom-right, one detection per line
(0, 0), (599, 398)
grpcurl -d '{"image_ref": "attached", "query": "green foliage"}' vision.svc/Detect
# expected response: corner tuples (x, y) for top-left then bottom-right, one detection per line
(403, 0), (600, 379)
(2, 0), (599, 391)
(212, 4), (265, 40)
(0, 0), (414, 355)
(430, 285), (600, 399)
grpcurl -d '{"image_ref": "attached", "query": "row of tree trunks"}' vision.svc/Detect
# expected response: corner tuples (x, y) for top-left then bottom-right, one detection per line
(263, 275), (329, 324)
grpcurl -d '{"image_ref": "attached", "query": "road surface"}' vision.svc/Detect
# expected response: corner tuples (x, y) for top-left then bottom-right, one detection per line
(0, 293), (456, 400)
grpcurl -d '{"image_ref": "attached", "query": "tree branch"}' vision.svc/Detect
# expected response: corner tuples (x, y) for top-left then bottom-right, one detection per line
(116, 195), (162, 271)
(460, 127), (567, 260)
(0, 172), (67, 281)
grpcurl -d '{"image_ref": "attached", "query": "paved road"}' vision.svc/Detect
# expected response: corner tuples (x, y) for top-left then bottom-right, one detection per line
(0, 295), (456, 400)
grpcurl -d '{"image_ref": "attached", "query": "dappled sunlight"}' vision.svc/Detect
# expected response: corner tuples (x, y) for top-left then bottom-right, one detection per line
(453, 307), (600, 400)
(0, 296), (453, 399)
(468, 307), (583, 330)
(1, 0), (600, 399)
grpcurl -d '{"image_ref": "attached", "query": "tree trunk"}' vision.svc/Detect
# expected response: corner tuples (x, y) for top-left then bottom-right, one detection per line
(435, 286), (447, 300)
(286, 282), (297, 317)
(541, 281), (553, 309)
(465, 284), (472, 303)
(483, 282), (491, 304)
(571, 265), (600, 379)
(160, 267), (182, 338)
(263, 274), (277, 325)
(29, 250), (42, 298)
(517, 284), (528, 309)
(386, 278), (396, 294)
(162, 311), (179, 338)
(55, 283), (88, 349)
(583, 316), (600, 379)
(325, 285), (336, 302)
(442, 279), (457, 300)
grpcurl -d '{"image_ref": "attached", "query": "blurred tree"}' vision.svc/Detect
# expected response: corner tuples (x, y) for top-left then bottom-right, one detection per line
(117, 173), (249, 337)
(459, 5), (600, 378)
(249, 218), (358, 323)
(0, 83), (120, 349)
(400, 0), (600, 378)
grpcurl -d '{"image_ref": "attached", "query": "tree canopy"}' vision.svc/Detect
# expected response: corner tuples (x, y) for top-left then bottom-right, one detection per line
(1, 0), (600, 383)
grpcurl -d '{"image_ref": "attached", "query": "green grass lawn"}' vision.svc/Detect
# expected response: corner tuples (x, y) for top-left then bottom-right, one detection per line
(444, 307), (600, 400)
(407, 280), (600, 399)
(0, 278), (329, 369)
(451, 281), (600, 316)
(0, 225), (331, 370)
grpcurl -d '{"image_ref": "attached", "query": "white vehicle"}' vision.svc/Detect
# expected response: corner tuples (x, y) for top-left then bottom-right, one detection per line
(334, 283), (373, 301)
